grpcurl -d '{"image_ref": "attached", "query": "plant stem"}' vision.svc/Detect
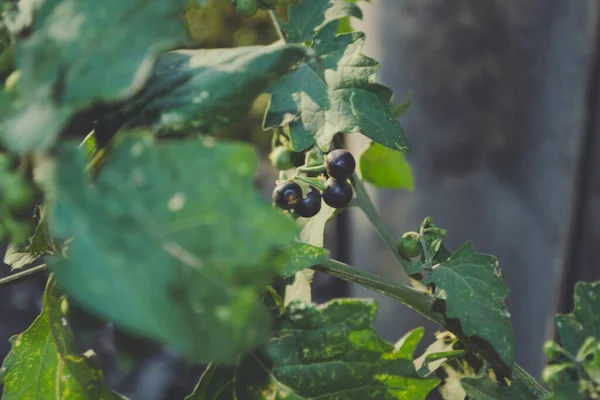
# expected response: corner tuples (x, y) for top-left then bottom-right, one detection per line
(350, 173), (411, 273)
(296, 165), (327, 174)
(0, 264), (48, 286)
(316, 259), (549, 398)
(269, 10), (286, 42)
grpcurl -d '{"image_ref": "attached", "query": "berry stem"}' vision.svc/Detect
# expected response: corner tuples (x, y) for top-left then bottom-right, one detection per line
(293, 175), (326, 191)
(296, 165), (326, 174)
(350, 172), (411, 274)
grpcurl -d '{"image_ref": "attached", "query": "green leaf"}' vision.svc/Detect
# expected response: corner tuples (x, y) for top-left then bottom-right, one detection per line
(1, 0), (192, 152)
(4, 206), (52, 270)
(113, 44), (306, 136)
(555, 282), (600, 355)
(0, 276), (122, 399)
(187, 299), (439, 399)
(265, 21), (408, 153)
(44, 133), (298, 363)
(360, 142), (414, 190)
(394, 327), (425, 360)
(278, 0), (332, 42)
(425, 242), (514, 368)
(544, 282), (600, 399)
(281, 240), (329, 278)
(461, 375), (537, 400)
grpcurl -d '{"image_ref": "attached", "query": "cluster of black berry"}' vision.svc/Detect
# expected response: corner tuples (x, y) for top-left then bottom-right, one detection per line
(272, 149), (356, 218)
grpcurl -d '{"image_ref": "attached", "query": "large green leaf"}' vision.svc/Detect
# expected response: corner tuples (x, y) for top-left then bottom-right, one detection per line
(44, 133), (298, 363)
(1, 0), (192, 152)
(109, 44), (306, 136)
(360, 142), (414, 190)
(186, 300), (439, 399)
(278, 0), (332, 42)
(265, 20), (408, 153)
(425, 242), (514, 368)
(0, 277), (122, 399)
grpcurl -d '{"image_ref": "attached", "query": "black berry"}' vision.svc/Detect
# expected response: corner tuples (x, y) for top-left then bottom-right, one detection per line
(273, 181), (302, 210)
(325, 149), (356, 180)
(293, 187), (322, 218)
(322, 178), (353, 208)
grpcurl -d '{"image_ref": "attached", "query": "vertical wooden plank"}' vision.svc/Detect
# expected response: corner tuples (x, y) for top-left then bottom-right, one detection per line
(348, 0), (599, 376)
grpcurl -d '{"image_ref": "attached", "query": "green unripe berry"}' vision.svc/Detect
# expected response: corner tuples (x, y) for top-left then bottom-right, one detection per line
(269, 146), (295, 170)
(398, 233), (420, 259)
(235, 0), (258, 16)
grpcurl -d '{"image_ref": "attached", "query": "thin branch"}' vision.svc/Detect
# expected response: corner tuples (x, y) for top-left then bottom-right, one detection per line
(0, 264), (48, 286)
(316, 259), (549, 398)
(269, 10), (286, 42)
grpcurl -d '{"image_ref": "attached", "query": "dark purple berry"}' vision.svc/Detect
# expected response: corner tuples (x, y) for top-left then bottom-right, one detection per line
(322, 178), (353, 208)
(325, 149), (356, 180)
(273, 181), (302, 210)
(293, 187), (322, 218)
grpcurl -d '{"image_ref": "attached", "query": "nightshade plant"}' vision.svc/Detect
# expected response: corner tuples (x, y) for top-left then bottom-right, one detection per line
(0, 0), (597, 399)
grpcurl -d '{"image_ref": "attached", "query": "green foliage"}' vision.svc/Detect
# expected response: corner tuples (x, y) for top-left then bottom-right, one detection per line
(265, 0), (409, 153)
(0, 277), (121, 399)
(0, 1), (592, 399)
(109, 44), (306, 136)
(543, 283), (600, 399)
(185, 300), (440, 399)
(45, 134), (297, 363)
(361, 142), (414, 190)
(1, 0), (193, 152)
(426, 242), (514, 368)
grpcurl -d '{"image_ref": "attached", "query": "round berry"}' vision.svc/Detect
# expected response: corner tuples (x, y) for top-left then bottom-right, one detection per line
(272, 181), (302, 210)
(398, 233), (420, 259)
(322, 178), (353, 208)
(269, 146), (295, 170)
(235, 0), (258, 16)
(293, 187), (322, 218)
(325, 149), (356, 180)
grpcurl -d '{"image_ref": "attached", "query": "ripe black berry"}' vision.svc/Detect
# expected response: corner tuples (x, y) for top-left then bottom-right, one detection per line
(293, 187), (322, 218)
(322, 178), (353, 208)
(272, 181), (302, 210)
(325, 149), (356, 180)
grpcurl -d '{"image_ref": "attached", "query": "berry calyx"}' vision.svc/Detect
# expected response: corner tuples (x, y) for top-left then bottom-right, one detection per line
(325, 149), (356, 180)
(322, 178), (353, 208)
(269, 146), (295, 170)
(398, 233), (421, 259)
(272, 181), (302, 210)
(293, 187), (322, 218)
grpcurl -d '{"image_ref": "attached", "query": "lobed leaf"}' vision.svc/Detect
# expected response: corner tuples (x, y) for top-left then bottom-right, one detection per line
(186, 299), (440, 399)
(265, 12), (408, 153)
(1, 0), (192, 152)
(425, 242), (514, 368)
(44, 133), (298, 363)
(0, 276), (122, 399)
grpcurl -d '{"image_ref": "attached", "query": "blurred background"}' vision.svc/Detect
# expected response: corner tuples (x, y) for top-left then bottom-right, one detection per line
(2, 0), (600, 398)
